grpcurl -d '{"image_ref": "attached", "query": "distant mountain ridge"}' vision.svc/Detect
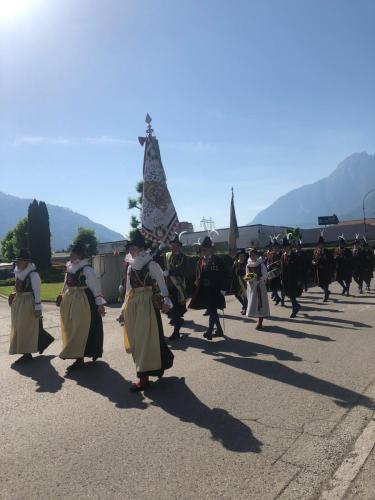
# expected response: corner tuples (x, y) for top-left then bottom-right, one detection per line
(251, 152), (375, 227)
(0, 192), (124, 251)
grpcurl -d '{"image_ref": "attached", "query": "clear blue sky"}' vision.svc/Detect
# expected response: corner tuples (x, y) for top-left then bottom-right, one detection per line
(1, 0), (374, 236)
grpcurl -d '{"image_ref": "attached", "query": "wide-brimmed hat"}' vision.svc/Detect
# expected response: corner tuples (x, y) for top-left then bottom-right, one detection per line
(127, 230), (146, 249)
(15, 248), (31, 262)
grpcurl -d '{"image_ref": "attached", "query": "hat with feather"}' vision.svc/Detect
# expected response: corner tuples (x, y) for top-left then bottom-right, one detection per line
(338, 234), (346, 246)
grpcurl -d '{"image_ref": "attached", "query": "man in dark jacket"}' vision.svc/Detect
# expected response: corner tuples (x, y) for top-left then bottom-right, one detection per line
(280, 235), (302, 318)
(361, 237), (374, 292)
(189, 236), (227, 340)
(312, 233), (334, 302)
(334, 235), (353, 296)
(164, 233), (189, 340)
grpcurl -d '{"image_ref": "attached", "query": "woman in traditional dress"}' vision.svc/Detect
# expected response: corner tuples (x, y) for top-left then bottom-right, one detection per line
(245, 248), (270, 330)
(57, 241), (106, 370)
(9, 249), (54, 363)
(117, 231), (174, 392)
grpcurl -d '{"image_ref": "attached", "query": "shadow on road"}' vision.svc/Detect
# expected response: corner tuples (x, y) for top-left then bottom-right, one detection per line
(183, 320), (208, 333)
(145, 376), (262, 453)
(301, 315), (372, 329)
(272, 316), (357, 331)
(265, 325), (334, 342)
(170, 334), (302, 362)
(214, 355), (375, 410)
(65, 361), (147, 410)
(222, 313), (256, 323)
(11, 355), (65, 393)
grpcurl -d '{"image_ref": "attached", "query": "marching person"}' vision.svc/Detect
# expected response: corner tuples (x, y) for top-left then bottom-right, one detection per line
(117, 231), (174, 392)
(230, 248), (248, 315)
(296, 239), (310, 292)
(245, 248), (270, 329)
(362, 237), (374, 292)
(265, 236), (283, 305)
(57, 241), (106, 370)
(312, 232), (334, 302)
(334, 235), (353, 296)
(9, 249), (54, 363)
(189, 236), (227, 340)
(352, 235), (366, 294)
(280, 235), (303, 318)
(164, 233), (189, 340)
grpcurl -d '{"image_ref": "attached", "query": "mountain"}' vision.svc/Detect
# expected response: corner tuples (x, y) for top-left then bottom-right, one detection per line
(251, 152), (375, 227)
(0, 192), (124, 251)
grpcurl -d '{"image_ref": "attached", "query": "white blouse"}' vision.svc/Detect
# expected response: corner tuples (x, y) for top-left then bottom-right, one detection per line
(246, 258), (268, 283)
(125, 251), (172, 307)
(63, 259), (106, 306)
(14, 263), (42, 311)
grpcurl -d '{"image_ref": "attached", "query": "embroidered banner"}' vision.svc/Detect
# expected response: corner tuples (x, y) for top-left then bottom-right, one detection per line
(139, 132), (179, 243)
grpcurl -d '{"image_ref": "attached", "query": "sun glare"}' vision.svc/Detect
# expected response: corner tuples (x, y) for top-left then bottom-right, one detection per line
(0, 0), (36, 20)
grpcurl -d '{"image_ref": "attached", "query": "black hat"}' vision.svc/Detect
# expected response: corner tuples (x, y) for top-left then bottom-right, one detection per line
(170, 233), (183, 246)
(127, 230), (146, 249)
(15, 249), (31, 261)
(236, 248), (247, 257)
(71, 240), (87, 258)
(201, 236), (213, 249)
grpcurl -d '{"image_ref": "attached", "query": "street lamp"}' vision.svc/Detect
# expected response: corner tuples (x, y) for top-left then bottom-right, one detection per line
(362, 188), (375, 240)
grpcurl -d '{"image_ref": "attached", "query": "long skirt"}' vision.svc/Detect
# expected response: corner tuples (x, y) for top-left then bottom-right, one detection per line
(9, 292), (54, 355)
(60, 287), (103, 359)
(246, 281), (270, 318)
(123, 287), (174, 378)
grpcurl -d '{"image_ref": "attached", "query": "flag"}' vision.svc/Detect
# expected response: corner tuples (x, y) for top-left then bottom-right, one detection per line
(228, 187), (239, 255)
(139, 118), (179, 243)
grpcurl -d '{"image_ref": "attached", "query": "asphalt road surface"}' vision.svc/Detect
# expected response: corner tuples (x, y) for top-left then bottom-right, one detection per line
(1, 284), (375, 500)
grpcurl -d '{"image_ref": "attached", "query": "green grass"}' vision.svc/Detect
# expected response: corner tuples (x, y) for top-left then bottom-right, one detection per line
(0, 282), (64, 302)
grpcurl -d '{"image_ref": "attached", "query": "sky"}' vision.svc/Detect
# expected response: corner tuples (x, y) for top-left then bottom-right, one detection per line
(1, 0), (374, 236)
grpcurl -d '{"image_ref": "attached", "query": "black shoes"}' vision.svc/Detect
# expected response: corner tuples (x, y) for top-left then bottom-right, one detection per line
(203, 330), (213, 340)
(169, 330), (181, 341)
(211, 329), (224, 338)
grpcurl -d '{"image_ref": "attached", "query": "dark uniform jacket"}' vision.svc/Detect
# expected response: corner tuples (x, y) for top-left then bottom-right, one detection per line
(189, 254), (226, 310)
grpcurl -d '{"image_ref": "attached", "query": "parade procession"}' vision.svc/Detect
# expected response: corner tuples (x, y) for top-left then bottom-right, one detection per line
(5, 116), (375, 395)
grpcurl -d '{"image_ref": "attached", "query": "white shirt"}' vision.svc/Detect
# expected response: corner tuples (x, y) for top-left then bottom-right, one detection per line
(64, 259), (106, 306)
(14, 263), (42, 311)
(125, 251), (172, 307)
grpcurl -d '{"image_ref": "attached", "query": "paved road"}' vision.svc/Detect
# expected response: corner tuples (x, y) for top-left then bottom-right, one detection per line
(1, 285), (375, 500)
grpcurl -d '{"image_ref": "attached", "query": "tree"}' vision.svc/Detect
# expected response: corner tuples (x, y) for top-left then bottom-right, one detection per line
(1, 229), (16, 261)
(14, 217), (29, 251)
(28, 199), (52, 271)
(0, 217), (29, 261)
(70, 227), (98, 257)
(128, 180), (143, 239)
(39, 201), (52, 269)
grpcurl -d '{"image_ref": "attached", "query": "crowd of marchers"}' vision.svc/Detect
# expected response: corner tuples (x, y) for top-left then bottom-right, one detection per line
(7, 230), (374, 392)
